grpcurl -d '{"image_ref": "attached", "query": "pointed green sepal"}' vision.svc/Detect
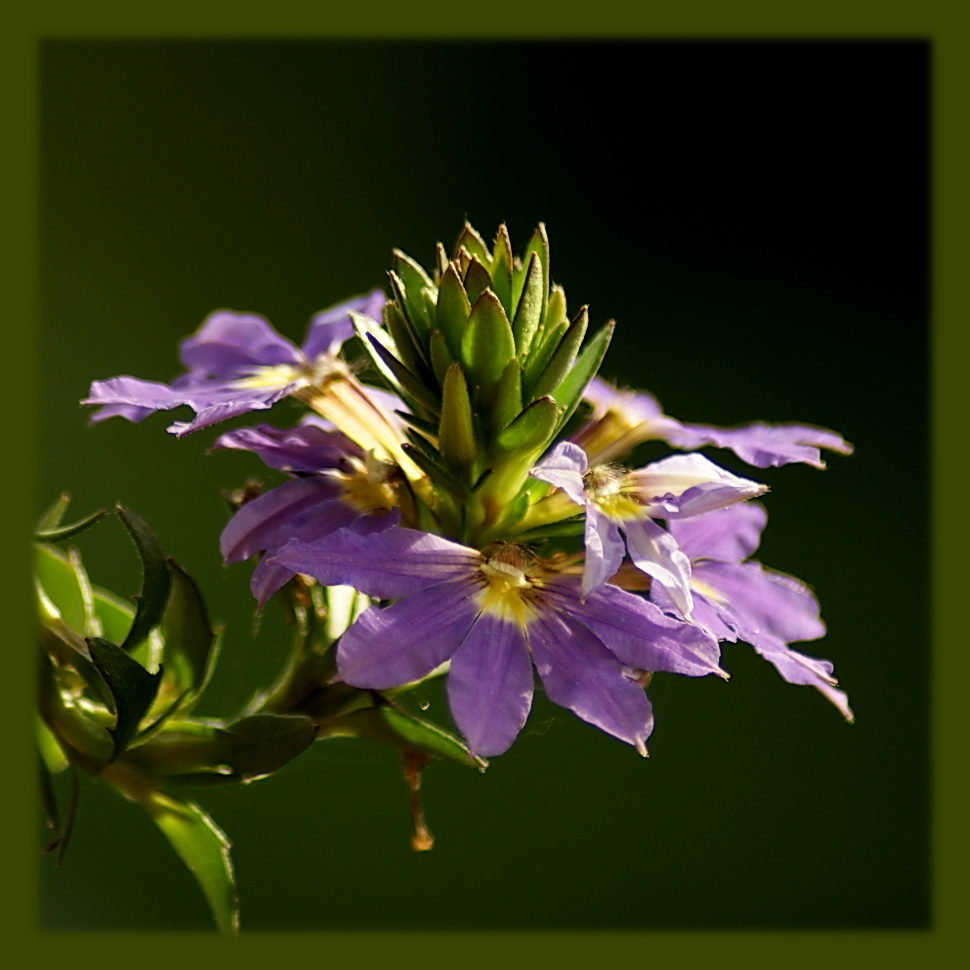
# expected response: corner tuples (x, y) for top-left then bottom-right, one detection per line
(391, 250), (438, 339)
(462, 255), (493, 306)
(401, 442), (469, 497)
(87, 636), (163, 761)
(530, 306), (589, 401)
(490, 357), (523, 435)
(382, 299), (429, 377)
(434, 262), (471, 360)
(494, 395), (561, 456)
(551, 319), (615, 433)
(439, 363), (479, 472)
(513, 223), (549, 323)
(490, 224), (514, 318)
(365, 333), (441, 418)
(511, 250), (544, 358)
(454, 222), (492, 272)
(429, 328), (456, 386)
(461, 290), (516, 404)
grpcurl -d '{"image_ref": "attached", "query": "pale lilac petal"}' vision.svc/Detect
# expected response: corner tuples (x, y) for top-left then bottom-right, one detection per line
(528, 608), (653, 755)
(302, 289), (385, 361)
(179, 311), (302, 375)
(268, 526), (481, 600)
(621, 517), (694, 619)
(447, 613), (533, 757)
(629, 453), (766, 517)
(545, 578), (725, 678)
(209, 423), (361, 473)
(220, 476), (343, 564)
(531, 441), (589, 507)
(666, 503), (767, 564)
(336, 578), (480, 688)
(582, 507), (626, 599)
(666, 421), (854, 470)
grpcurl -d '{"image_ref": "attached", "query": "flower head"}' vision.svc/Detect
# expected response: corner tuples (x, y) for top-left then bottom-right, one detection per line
(266, 526), (726, 757)
(532, 441), (766, 614)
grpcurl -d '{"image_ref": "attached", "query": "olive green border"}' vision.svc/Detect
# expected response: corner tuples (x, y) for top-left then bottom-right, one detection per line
(9, 3), (963, 967)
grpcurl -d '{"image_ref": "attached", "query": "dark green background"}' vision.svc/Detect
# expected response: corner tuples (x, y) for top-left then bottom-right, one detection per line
(39, 40), (927, 930)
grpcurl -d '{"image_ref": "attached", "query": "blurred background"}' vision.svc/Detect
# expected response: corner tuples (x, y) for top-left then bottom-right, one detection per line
(39, 40), (927, 930)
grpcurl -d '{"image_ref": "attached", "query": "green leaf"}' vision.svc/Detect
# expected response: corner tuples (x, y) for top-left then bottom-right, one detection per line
(157, 558), (218, 710)
(115, 505), (172, 653)
(141, 790), (239, 934)
(87, 637), (163, 761)
(222, 713), (317, 781)
(322, 705), (487, 770)
(35, 507), (107, 543)
(35, 542), (89, 637)
(366, 334), (441, 418)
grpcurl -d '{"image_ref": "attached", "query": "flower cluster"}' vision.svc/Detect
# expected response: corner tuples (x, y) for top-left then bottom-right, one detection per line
(83, 222), (854, 758)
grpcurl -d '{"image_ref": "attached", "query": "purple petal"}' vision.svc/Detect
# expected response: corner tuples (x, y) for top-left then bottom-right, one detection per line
(268, 526), (481, 600)
(544, 577), (724, 678)
(447, 612), (534, 757)
(666, 503), (767, 564)
(210, 423), (361, 473)
(86, 401), (157, 426)
(179, 311), (302, 375)
(531, 441), (589, 507)
(582, 506), (626, 599)
(220, 476), (345, 564)
(249, 506), (400, 607)
(166, 386), (298, 436)
(665, 421), (854, 470)
(302, 289), (386, 361)
(693, 560), (826, 646)
(336, 577), (480, 688)
(528, 608), (653, 755)
(621, 517), (694, 619)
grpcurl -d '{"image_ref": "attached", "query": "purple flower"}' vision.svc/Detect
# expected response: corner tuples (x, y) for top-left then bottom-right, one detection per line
(214, 420), (401, 605)
(532, 441), (766, 615)
(651, 502), (853, 721)
(82, 290), (385, 437)
(266, 527), (727, 758)
(576, 376), (854, 469)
